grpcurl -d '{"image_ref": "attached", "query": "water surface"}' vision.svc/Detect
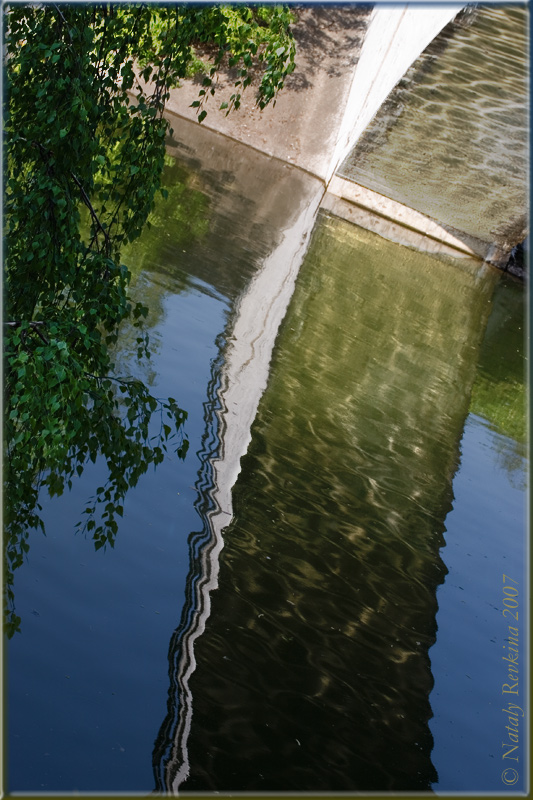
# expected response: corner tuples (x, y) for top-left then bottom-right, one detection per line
(430, 275), (527, 793)
(6, 116), (321, 793)
(7, 120), (526, 795)
(159, 215), (512, 793)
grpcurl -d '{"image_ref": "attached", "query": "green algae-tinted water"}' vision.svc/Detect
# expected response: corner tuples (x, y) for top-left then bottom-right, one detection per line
(156, 215), (526, 793)
(7, 115), (526, 794)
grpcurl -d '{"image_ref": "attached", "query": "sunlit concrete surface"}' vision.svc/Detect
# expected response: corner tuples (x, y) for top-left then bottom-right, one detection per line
(163, 6), (372, 180)
(339, 5), (529, 264)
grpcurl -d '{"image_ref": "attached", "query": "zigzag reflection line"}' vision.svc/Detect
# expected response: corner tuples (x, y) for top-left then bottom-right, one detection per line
(153, 340), (226, 793)
(153, 186), (325, 795)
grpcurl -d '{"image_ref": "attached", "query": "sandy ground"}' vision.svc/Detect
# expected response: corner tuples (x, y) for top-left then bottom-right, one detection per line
(161, 6), (371, 180)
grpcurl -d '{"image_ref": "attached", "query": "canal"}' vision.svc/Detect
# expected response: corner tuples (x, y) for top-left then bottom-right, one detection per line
(7, 115), (527, 794)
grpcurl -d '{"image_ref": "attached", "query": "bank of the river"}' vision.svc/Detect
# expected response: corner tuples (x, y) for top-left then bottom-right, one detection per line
(161, 4), (528, 270)
(150, 6), (372, 178)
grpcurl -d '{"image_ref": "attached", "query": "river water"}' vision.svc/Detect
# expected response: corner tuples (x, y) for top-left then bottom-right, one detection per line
(7, 116), (527, 794)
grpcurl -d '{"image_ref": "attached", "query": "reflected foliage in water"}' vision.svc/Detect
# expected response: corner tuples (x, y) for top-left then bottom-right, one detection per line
(113, 157), (213, 387)
(429, 282), (527, 791)
(168, 216), (499, 792)
(122, 155), (210, 286)
(7, 111), (327, 793)
(469, 275), (527, 491)
(3, 157), (211, 637)
(470, 276), (526, 443)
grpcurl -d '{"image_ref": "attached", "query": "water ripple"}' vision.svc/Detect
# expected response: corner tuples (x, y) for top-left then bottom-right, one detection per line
(173, 218), (497, 792)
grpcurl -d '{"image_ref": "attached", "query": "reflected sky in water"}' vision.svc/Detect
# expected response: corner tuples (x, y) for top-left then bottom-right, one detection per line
(430, 275), (527, 794)
(7, 114), (527, 794)
(431, 413), (527, 793)
(7, 115), (322, 793)
(7, 278), (228, 793)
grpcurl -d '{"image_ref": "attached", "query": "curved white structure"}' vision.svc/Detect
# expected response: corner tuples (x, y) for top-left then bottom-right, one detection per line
(161, 181), (325, 793)
(326, 3), (464, 184)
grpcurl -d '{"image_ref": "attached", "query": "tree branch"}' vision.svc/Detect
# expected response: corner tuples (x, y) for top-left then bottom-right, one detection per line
(5, 321), (50, 344)
(69, 171), (111, 253)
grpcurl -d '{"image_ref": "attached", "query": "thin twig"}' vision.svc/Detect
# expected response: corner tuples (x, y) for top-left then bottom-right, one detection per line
(70, 171), (111, 252)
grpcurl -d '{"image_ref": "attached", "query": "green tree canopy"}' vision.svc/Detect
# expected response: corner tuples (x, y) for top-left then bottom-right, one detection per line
(3, 3), (295, 635)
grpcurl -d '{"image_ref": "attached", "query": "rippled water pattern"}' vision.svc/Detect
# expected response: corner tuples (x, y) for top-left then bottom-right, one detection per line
(177, 215), (500, 792)
(340, 5), (528, 245)
(430, 413), (527, 792)
(7, 109), (526, 793)
(6, 117), (321, 793)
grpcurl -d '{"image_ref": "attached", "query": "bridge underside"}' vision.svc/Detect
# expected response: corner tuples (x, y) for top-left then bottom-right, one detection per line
(336, 4), (528, 267)
(160, 4), (528, 268)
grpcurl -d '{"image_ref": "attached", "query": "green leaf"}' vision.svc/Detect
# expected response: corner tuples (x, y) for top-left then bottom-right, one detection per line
(3, 0), (294, 634)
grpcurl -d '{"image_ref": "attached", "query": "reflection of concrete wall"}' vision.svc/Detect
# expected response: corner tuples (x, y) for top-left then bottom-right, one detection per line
(162, 113), (323, 301)
(162, 7), (371, 179)
(339, 5), (529, 263)
(151, 120), (325, 793)
(171, 216), (499, 792)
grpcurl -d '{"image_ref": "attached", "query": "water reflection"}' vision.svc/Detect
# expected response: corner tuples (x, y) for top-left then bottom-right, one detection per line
(7, 104), (524, 792)
(429, 274), (527, 791)
(153, 340), (226, 791)
(469, 275), (527, 476)
(157, 214), (500, 792)
(6, 115), (322, 793)
(152, 124), (325, 792)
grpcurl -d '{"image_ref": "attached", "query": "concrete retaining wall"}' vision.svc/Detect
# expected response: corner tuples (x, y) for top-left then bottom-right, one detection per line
(160, 4), (528, 266)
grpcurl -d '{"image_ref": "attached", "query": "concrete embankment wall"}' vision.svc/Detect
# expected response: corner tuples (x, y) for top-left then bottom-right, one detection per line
(161, 4), (528, 266)
(163, 6), (372, 179)
(324, 3), (463, 183)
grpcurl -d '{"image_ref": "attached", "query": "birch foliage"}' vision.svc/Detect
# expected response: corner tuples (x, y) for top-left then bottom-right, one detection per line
(4, 4), (295, 635)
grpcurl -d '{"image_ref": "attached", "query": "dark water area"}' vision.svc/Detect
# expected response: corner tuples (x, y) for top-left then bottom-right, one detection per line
(6, 116), (527, 795)
(168, 216), (518, 794)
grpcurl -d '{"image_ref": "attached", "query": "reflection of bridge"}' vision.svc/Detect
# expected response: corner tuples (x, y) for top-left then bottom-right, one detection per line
(165, 4), (528, 267)
(153, 120), (326, 793)
(149, 75), (502, 798)
(151, 153), (500, 790)
(150, 7), (526, 792)
(169, 214), (498, 793)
